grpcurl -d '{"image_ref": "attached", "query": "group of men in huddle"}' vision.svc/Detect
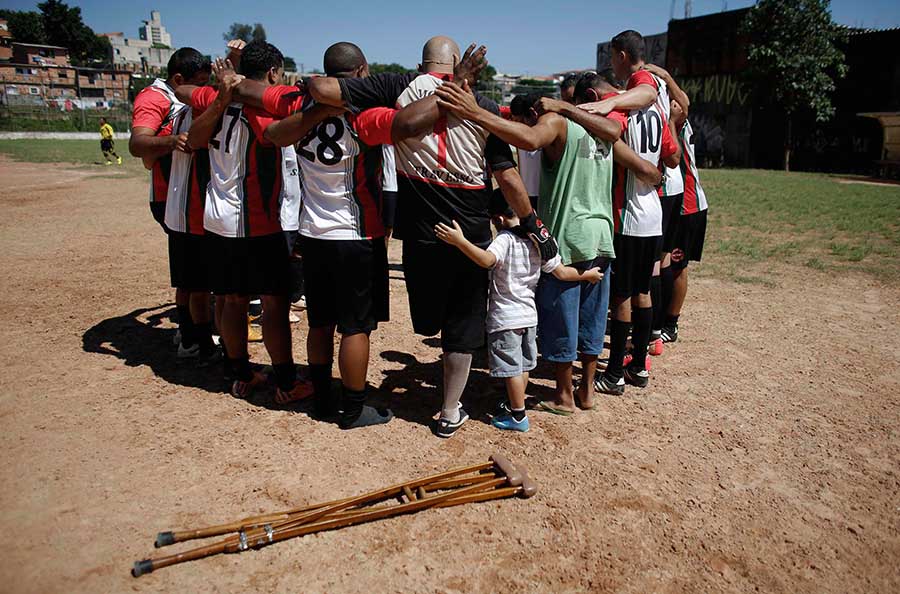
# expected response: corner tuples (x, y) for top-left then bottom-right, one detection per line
(129, 29), (708, 436)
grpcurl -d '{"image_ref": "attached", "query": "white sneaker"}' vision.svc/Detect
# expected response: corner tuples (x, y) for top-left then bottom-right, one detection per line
(288, 310), (301, 323)
(291, 296), (307, 311)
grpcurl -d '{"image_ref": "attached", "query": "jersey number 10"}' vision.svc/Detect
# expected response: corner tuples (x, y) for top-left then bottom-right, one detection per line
(633, 110), (662, 154)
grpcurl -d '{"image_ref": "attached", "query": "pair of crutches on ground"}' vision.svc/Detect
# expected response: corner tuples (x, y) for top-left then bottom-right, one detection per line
(132, 454), (537, 577)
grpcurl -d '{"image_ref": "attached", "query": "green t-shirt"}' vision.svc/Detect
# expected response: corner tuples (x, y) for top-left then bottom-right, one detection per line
(538, 119), (615, 265)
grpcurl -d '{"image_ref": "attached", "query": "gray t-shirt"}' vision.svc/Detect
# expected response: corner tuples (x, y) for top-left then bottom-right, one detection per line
(486, 230), (561, 334)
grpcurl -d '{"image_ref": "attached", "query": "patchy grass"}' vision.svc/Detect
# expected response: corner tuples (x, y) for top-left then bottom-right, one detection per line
(0, 139), (146, 177)
(701, 169), (900, 282)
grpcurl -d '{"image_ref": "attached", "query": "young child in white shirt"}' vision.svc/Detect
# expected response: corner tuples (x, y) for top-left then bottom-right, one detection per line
(435, 191), (603, 432)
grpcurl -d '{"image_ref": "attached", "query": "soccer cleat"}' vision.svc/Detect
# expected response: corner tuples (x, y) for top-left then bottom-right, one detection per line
(231, 371), (267, 399)
(661, 323), (678, 343)
(176, 342), (200, 359)
(116, 156), (123, 165)
(594, 373), (625, 396)
(491, 413), (530, 432)
(648, 338), (664, 356)
(622, 353), (651, 371)
(275, 379), (315, 404)
(433, 406), (470, 438)
(623, 366), (650, 388)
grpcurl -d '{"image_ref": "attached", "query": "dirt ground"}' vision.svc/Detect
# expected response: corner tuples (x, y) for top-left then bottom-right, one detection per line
(0, 156), (898, 594)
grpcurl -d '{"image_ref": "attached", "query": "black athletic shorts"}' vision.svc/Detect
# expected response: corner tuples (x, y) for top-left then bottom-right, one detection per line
(611, 234), (660, 298)
(207, 232), (291, 296)
(659, 193), (683, 255)
(150, 202), (168, 232)
(402, 240), (488, 353)
(671, 210), (708, 271)
(101, 139), (114, 152)
(168, 231), (210, 291)
(300, 236), (389, 335)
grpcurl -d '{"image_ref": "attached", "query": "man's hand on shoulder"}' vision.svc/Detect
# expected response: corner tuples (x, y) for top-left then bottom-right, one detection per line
(434, 79), (483, 122)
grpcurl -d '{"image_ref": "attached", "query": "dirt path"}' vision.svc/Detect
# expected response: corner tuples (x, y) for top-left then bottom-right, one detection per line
(0, 156), (898, 593)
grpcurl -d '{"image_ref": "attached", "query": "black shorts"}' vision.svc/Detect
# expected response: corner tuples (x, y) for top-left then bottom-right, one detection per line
(168, 231), (210, 291)
(671, 210), (708, 271)
(611, 234), (659, 298)
(299, 236), (389, 335)
(402, 240), (488, 353)
(101, 139), (114, 152)
(150, 202), (168, 233)
(207, 232), (291, 296)
(659, 193), (683, 255)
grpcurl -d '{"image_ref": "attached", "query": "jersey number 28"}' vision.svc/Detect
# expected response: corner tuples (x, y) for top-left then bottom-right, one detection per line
(298, 117), (344, 166)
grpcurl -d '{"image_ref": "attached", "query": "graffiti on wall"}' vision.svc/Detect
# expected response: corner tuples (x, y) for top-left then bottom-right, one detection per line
(689, 113), (727, 168)
(680, 74), (749, 107)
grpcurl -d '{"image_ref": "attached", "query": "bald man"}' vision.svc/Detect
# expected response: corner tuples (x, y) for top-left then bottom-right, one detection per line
(309, 37), (558, 438)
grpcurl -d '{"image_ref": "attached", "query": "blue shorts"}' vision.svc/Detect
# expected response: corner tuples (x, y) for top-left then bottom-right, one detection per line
(536, 259), (611, 362)
(488, 327), (538, 378)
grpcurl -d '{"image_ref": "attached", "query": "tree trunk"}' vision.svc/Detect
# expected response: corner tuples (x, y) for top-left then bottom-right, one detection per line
(784, 117), (792, 172)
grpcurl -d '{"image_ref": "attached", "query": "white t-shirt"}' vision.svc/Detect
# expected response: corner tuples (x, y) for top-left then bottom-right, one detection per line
(486, 230), (561, 334)
(382, 145), (397, 192)
(280, 145), (300, 232)
(517, 148), (541, 197)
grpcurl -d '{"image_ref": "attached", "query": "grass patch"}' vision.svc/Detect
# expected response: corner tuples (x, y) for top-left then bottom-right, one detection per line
(0, 139), (146, 177)
(703, 169), (900, 282)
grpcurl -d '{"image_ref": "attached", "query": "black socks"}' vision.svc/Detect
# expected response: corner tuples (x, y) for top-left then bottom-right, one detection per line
(660, 266), (674, 322)
(650, 274), (662, 332)
(630, 306), (654, 371)
(272, 363), (297, 392)
(339, 387), (393, 429)
(176, 305), (196, 347)
(310, 364), (336, 418)
(605, 318), (631, 381)
(229, 356), (252, 383)
(511, 408), (527, 422)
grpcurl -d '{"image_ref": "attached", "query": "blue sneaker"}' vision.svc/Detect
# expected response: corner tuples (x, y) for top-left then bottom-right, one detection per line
(491, 413), (530, 432)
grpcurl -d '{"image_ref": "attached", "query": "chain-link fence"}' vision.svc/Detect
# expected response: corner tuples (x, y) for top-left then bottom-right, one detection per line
(0, 73), (133, 133)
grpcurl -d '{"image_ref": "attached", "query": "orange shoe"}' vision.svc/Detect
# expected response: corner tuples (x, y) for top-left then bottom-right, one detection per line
(648, 338), (664, 356)
(232, 370), (267, 399)
(274, 379), (314, 405)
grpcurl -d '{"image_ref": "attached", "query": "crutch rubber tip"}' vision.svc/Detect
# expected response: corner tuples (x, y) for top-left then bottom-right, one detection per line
(490, 454), (523, 487)
(132, 560), (154, 578)
(155, 531), (175, 548)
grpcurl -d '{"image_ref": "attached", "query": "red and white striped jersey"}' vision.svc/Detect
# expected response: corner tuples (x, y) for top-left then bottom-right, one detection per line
(679, 120), (708, 214)
(611, 75), (679, 237)
(261, 85), (395, 240)
(191, 88), (283, 238)
(163, 108), (211, 234)
(132, 78), (183, 203)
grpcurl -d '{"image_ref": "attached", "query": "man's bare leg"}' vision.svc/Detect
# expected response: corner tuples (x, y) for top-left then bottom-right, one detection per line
(338, 333), (370, 392)
(576, 354), (597, 409)
(552, 362), (577, 412)
(668, 268), (688, 317)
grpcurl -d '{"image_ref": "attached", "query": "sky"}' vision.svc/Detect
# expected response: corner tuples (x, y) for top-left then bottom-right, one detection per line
(3, 0), (900, 74)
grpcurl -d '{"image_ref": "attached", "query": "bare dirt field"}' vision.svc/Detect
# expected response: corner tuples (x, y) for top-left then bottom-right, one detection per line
(1, 156), (898, 593)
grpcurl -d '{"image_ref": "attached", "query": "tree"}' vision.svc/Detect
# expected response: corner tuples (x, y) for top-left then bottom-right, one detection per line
(223, 22), (266, 43)
(0, 9), (47, 44)
(283, 56), (297, 72)
(37, 0), (109, 65)
(251, 23), (266, 42)
(741, 0), (847, 171)
(368, 62), (414, 75)
(479, 64), (497, 83)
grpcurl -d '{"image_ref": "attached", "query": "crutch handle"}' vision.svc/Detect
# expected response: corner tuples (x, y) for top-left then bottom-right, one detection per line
(132, 559), (154, 577)
(489, 454), (522, 486)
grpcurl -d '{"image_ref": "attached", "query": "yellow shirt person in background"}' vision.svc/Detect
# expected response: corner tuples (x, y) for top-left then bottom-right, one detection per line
(99, 117), (122, 165)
